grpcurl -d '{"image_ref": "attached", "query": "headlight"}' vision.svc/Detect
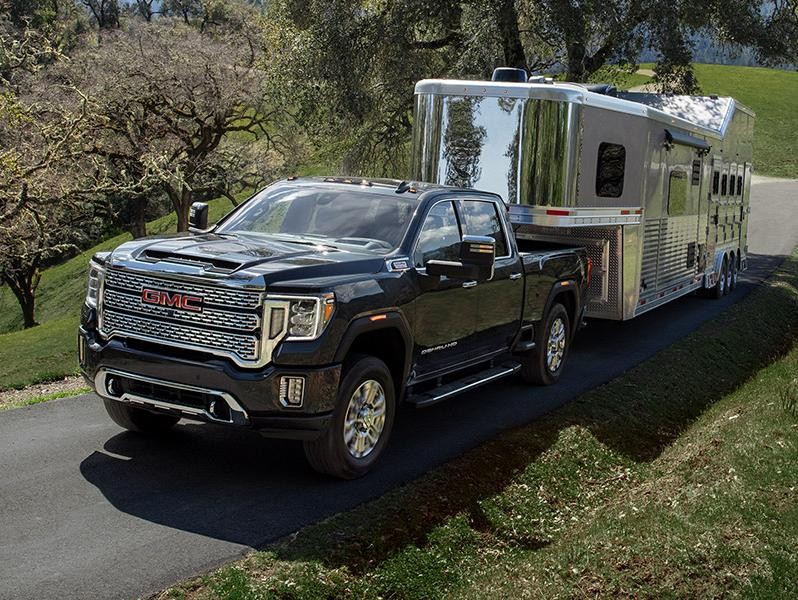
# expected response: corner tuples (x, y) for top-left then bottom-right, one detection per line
(85, 260), (106, 309)
(264, 293), (336, 343)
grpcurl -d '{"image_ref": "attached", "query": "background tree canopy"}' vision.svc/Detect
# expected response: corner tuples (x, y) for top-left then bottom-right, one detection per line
(0, 0), (796, 326)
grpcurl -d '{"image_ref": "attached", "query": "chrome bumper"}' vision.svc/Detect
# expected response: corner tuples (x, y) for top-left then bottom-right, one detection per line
(94, 368), (250, 425)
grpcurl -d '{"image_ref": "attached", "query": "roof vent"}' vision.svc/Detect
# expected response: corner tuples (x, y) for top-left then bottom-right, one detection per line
(582, 83), (618, 97)
(491, 67), (528, 83)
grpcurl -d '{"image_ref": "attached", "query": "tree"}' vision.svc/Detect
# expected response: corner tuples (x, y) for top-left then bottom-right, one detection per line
(64, 17), (282, 232)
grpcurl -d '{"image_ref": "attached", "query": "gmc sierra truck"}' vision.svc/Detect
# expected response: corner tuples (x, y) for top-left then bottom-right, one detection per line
(79, 177), (590, 478)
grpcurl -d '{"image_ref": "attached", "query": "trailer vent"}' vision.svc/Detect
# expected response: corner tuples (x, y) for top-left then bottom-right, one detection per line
(491, 67), (527, 83)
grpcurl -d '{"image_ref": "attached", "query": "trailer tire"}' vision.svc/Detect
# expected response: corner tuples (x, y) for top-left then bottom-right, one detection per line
(712, 256), (728, 299)
(303, 354), (396, 479)
(519, 302), (571, 386)
(729, 254), (738, 291)
(102, 398), (180, 434)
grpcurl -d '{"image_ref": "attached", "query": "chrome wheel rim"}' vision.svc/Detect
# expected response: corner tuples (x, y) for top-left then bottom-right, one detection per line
(343, 379), (386, 459)
(719, 268), (726, 293)
(546, 317), (567, 373)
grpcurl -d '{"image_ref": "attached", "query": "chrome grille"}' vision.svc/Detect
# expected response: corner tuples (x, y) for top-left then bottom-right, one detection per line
(103, 289), (259, 331)
(102, 310), (259, 360)
(105, 269), (262, 308)
(100, 268), (264, 365)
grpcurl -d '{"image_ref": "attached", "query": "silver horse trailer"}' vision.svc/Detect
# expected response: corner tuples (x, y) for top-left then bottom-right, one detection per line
(410, 70), (755, 320)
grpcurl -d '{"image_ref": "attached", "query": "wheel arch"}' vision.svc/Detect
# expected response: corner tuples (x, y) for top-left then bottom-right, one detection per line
(333, 312), (413, 399)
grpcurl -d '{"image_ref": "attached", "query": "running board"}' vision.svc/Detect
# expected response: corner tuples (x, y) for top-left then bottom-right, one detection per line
(406, 362), (521, 408)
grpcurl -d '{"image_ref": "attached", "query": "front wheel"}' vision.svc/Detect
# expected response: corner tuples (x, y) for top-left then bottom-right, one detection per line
(303, 355), (396, 479)
(519, 302), (571, 386)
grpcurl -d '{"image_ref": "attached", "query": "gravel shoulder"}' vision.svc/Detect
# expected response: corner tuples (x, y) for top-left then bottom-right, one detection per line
(0, 376), (88, 409)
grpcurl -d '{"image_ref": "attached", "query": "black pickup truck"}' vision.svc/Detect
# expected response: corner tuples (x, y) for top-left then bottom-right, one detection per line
(79, 177), (590, 478)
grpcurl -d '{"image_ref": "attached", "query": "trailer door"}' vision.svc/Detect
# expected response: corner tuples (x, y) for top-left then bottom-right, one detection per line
(657, 145), (701, 289)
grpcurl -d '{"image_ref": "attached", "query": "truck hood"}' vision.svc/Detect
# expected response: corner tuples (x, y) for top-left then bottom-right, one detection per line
(107, 232), (388, 286)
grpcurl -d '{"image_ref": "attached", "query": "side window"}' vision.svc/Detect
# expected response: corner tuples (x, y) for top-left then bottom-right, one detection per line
(721, 173), (728, 196)
(458, 200), (509, 257)
(595, 142), (626, 198)
(668, 170), (688, 216)
(737, 175), (743, 196)
(712, 171), (720, 195)
(413, 201), (461, 268)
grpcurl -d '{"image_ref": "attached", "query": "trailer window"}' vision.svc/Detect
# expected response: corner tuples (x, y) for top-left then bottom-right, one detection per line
(668, 171), (688, 216)
(414, 201), (462, 268)
(712, 171), (720, 195)
(721, 174), (728, 196)
(595, 143), (625, 198)
(737, 175), (743, 196)
(458, 200), (509, 258)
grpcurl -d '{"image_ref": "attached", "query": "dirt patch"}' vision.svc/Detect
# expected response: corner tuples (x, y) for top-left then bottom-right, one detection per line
(0, 376), (88, 408)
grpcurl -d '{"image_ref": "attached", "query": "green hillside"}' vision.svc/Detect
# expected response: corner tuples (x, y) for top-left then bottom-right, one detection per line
(0, 198), (233, 389)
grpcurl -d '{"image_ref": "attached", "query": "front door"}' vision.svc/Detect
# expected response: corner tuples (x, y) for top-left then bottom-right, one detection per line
(457, 198), (524, 356)
(411, 200), (477, 376)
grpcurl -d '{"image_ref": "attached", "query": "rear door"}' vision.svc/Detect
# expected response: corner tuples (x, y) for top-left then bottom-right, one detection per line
(411, 200), (477, 376)
(457, 198), (524, 356)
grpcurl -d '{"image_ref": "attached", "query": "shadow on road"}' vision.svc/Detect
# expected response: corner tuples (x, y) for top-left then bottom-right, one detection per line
(78, 252), (796, 557)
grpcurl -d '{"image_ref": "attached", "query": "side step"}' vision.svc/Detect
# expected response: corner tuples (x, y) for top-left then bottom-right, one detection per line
(406, 361), (521, 408)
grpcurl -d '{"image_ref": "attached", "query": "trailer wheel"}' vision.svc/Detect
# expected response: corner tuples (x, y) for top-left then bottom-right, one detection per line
(729, 254), (738, 291)
(102, 398), (180, 434)
(303, 354), (396, 479)
(712, 256), (728, 299)
(519, 302), (571, 386)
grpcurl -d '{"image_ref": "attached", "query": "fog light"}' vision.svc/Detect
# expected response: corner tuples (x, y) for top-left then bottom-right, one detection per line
(279, 376), (305, 408)
(106, 377), (121, 397)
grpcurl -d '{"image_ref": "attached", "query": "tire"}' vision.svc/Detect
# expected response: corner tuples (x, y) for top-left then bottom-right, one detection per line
(303, 354), (396, 479)
(519, 302), (571, 386)
(102, 398), (180, 434)
(712, 256), (728, 299)
(729, 254), (738, 291)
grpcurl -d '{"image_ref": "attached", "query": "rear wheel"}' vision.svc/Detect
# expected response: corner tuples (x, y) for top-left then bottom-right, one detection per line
(712, 256), (728, 299)
(729, 254), (738, 291)
(303, 354), (396, 479)
(102, 398), (180, 433)
(519, 302), (571, 386)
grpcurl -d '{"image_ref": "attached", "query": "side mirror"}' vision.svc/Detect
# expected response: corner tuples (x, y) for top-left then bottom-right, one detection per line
(188, 202), (209, 232)
(425, 235), (496, 281)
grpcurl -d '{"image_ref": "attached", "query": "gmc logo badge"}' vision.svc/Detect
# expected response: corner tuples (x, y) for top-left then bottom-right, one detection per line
(141, 288), (203, 312)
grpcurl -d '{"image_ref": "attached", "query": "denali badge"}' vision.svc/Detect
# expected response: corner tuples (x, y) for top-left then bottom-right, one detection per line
(141, 288), (203, 312)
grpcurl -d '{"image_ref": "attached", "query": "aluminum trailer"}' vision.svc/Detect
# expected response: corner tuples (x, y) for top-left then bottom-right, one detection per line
(410, 70), (755, 319)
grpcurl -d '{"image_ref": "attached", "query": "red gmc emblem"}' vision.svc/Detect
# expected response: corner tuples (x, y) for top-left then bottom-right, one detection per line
(141, 288), (203, 312)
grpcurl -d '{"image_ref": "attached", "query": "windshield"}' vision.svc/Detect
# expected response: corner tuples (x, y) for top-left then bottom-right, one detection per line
(216, 185), (417, 251)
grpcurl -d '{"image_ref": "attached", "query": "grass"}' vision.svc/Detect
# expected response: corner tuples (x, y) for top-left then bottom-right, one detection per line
(0, 387), (92, 411)
(159, 247), (798, 600)
(637, 63), (798, 178)
(0, 197), (235, 390)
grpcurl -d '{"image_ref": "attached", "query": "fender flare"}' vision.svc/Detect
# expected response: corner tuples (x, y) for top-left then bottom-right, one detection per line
(542, 280), (580, 336)
(333, 311), (414, 394)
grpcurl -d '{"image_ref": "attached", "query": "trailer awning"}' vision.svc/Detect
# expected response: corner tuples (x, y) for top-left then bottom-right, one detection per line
(665, 129), (711, 153)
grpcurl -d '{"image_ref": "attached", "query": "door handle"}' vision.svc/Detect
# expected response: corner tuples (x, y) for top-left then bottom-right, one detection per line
(509, 272), (522, 280)
(462, 280), (477, 288)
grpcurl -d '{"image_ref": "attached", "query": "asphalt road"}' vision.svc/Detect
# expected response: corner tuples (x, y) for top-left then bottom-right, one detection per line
(1, 179), (796, 600)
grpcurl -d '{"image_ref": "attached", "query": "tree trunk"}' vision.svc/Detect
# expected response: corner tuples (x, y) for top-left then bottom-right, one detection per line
(128, 199), (148, 238)
(4, 274), (38, 328)
(566, 42), (588, 82)
(166, 185), (193, 232)
(498, 0), (526, 68)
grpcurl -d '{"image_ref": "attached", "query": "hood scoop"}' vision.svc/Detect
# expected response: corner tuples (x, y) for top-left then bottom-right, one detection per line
(141, 249), (241, 273)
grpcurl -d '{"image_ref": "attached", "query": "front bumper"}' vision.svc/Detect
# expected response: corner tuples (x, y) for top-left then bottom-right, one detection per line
(78, 327), (341, 440)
